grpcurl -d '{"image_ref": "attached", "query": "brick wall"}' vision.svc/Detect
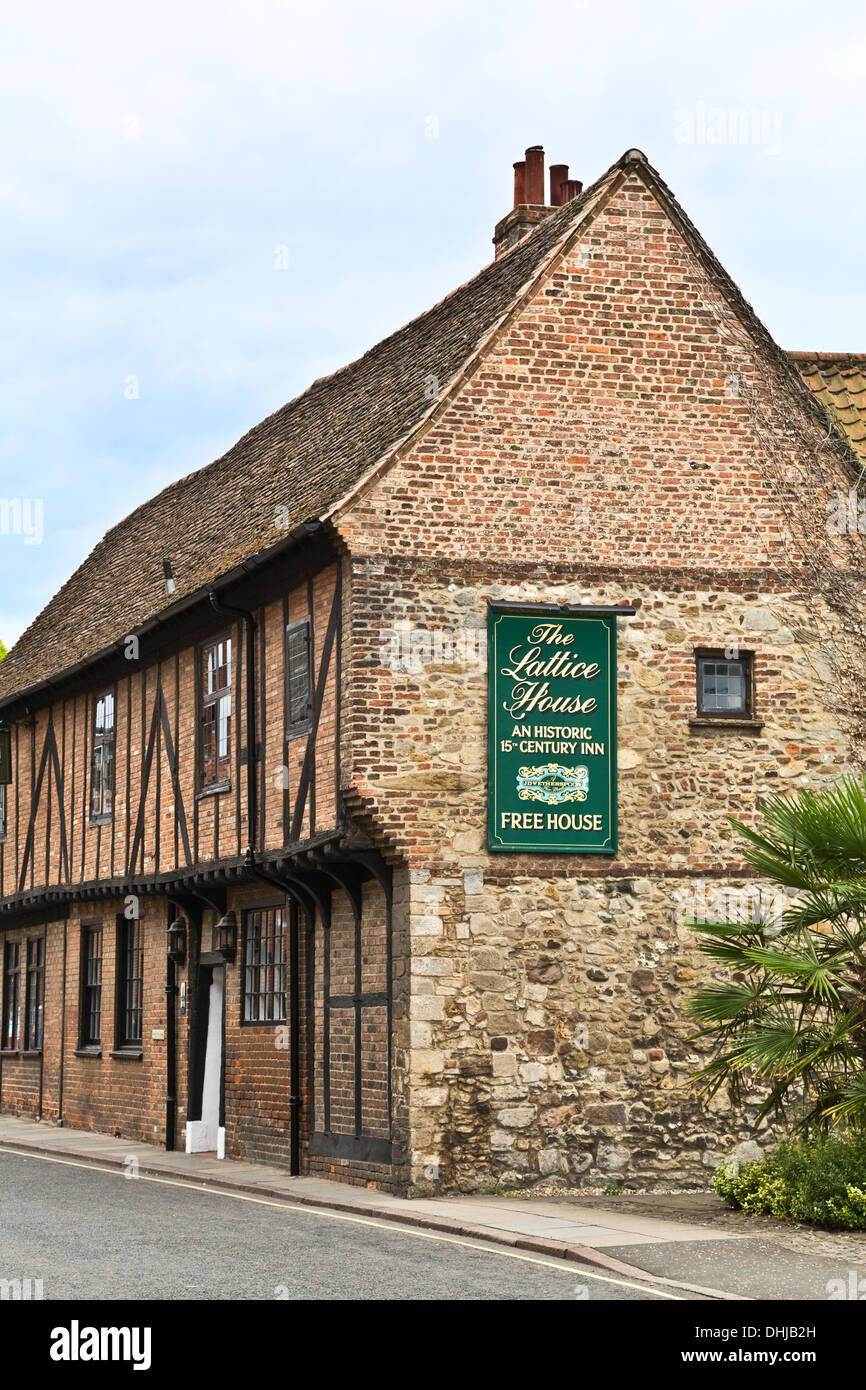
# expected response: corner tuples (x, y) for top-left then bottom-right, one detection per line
(57, 903), (170, 1145)
(1, 903), (172, 1146)
(222, 886), (294, 1165)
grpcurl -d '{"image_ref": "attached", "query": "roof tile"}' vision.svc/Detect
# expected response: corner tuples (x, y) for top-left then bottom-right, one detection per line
(789, 353), (866, 465)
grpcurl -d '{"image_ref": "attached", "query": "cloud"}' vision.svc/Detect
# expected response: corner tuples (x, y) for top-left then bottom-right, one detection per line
(0, 0), (864, 645)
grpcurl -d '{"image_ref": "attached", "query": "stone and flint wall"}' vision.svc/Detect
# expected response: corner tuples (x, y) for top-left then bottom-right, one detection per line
(335, 165), (855, 1192)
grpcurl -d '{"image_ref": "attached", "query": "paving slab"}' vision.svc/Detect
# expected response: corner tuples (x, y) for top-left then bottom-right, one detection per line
(604, 1237), (866, 1302)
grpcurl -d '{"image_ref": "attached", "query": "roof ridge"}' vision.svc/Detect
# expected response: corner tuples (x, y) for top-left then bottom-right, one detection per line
(787, 351), (866, 364)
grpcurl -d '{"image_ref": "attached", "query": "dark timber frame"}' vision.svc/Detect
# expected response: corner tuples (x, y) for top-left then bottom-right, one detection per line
(307, 844), (393, 1166)
(0, 538), (398, 1178)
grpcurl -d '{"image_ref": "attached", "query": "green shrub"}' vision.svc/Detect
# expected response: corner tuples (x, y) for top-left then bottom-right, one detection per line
(714, 1131), (866, 1230)
(687, 776), (866, 1132)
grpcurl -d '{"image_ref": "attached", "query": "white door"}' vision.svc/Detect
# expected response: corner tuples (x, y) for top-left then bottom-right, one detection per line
(186, 966), (226, 1158)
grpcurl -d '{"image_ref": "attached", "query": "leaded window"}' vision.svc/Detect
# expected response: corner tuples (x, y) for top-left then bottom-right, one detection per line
(2, 942), (20, 1051)
(696, 651), (753, 718)
(90, 689), (116, 820)
(243, 907), (287, 1023)
(80, 926), (103, 1047)
(117, 918), (143, 1048)
(25, 938), (44, 1051)
(286, 620), (312, 730)
(200, 636), (232, 787)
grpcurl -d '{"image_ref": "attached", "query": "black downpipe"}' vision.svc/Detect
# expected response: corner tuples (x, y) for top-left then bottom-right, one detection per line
(165, 896), (178, 1152)
(58, 918), (67, 1125)
(209, 592), (257, 860)
(0, 933), (3, 1116)
(288, 903), (300, 1173)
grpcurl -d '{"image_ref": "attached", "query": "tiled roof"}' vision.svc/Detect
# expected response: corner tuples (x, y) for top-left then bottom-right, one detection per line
(788, 353), (866, 466)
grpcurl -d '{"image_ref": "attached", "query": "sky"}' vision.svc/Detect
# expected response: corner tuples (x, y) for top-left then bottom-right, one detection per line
(1, 0), (864, 650)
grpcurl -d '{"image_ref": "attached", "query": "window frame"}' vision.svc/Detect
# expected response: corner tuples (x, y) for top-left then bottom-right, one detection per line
(89, 686), (116, 825)
(0, 783), (7, 844)
(24, 936), (45, 1053)
(78, 923), (104, 1053)
(114, 915), (144, 1055)
(285, 617), (312, 737)
(694, 648), (755, 721)
(2, 941), (21, 1052)
(242, 903), (288, 1026)
(197, 630), (233, 793)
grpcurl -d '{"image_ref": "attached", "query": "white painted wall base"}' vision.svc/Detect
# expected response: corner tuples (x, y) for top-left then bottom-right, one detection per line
(186, 1121), (226, 1158)
(185, 1120), (207, 1153)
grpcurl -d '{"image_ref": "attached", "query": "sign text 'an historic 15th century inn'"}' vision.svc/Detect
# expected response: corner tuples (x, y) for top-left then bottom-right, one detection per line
(487, 606), (629, 854)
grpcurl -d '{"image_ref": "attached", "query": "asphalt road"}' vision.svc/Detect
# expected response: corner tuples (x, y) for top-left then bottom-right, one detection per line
(0, 1150), (675, 1301)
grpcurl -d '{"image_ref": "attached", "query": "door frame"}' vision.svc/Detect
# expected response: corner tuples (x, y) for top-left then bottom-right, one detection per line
(186, 951), (226, 1157)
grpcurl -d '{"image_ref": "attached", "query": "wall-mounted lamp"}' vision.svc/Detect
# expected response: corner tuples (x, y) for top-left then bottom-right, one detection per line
(0, 721), (11, 785)
(167, 917), (187, 965)
(216, 910), (237, 962)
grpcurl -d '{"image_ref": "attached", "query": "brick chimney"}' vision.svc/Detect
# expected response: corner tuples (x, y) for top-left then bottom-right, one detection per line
(493, 145), (583, 259)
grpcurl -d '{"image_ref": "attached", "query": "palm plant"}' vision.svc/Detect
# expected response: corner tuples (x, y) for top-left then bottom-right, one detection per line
(686, 775), (866, 1131)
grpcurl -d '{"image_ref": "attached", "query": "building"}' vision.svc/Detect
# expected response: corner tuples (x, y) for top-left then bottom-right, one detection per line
(0, 146), (864, 1194)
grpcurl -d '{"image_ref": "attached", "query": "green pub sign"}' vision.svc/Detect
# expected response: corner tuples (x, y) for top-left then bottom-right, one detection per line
(488, 605), (628, 854)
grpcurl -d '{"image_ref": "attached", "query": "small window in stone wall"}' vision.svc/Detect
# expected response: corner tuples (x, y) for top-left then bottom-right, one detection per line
(695, 649), (754, 719)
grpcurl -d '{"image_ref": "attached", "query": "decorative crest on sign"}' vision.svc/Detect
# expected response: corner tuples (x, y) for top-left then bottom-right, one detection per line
(516, 763), (589, 804)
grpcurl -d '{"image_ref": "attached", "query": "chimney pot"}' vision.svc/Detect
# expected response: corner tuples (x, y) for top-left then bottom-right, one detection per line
(549, 164), (568, 206)
(513, 161), (526, 208)
(524, 145), (545, 205)
(563, 178), (583, 203)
